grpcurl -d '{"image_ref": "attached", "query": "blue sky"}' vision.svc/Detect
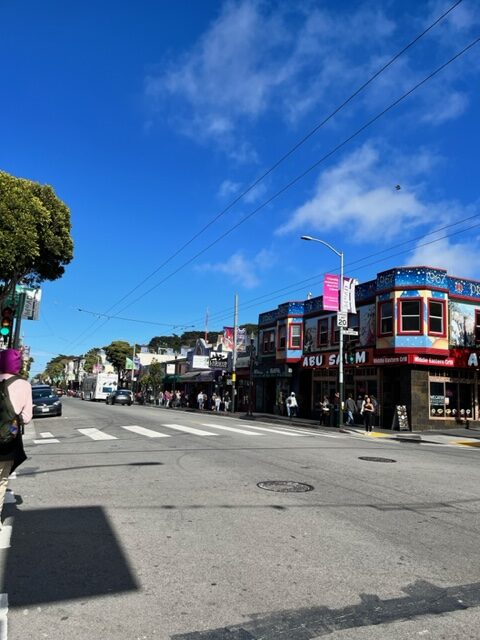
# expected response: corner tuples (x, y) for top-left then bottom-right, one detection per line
(1, 0), (479, 377)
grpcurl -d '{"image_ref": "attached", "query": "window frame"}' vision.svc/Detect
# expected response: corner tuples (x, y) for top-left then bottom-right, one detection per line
(289, 323), (303, 349)
(475, 310), (480, 344)
(317, 318), (329, 347)
(378, 300), (394, 336)
(278, 324), (287, 349)
(331, 316), (340, 345)
(262, 330), (276, 354)
(397, 297), (423, 335)
(427, 298), (446, 337)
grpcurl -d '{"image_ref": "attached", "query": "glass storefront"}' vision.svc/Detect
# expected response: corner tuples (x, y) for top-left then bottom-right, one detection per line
(429, 374), (475, 420)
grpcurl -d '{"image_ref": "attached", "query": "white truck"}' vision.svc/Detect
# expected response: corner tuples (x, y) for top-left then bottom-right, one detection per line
(81, 373), (118, 401)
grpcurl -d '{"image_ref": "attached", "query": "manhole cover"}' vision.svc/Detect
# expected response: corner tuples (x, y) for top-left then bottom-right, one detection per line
(359, 456), (397, 463)
(257, 481), (314, 493)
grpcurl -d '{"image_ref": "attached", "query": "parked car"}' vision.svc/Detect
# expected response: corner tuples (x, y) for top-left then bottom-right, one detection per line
(32, 385), (62, 417)
(106, 389), (133, 406)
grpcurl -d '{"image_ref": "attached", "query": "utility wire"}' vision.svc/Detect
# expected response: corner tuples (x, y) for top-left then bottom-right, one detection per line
(69, 0), (463, 347)
(196, 211), (480, 326)
(115, 35), (480, 311)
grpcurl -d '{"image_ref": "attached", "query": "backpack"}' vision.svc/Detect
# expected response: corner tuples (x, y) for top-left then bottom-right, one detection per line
(0, 376), (22, 445)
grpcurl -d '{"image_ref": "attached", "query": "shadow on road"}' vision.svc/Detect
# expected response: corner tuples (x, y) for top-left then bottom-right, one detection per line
(2, 504), (139, 607)
(172, 578), (479, 639)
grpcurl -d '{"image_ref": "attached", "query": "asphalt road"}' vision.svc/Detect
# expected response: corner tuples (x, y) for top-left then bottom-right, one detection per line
(2, 397), (480, 639)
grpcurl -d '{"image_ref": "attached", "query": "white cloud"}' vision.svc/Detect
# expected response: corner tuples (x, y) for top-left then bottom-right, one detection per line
(197, 249), (276, 288)
(276, 143), (433, 241)
(218, 179), (241, 199)
(421, 90), (469, 125)
(407, 235), (480, 278)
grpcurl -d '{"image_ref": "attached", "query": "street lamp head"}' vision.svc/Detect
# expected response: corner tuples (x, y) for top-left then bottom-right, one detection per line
(301, 235), (314, 241)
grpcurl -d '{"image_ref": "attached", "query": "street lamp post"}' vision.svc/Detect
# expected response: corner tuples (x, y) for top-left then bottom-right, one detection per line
(301, 235), (344, 427)
(247, 333), (256, 417)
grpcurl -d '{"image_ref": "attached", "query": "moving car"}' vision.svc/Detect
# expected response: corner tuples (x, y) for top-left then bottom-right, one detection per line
(32, 385), (62, 417)
(105, 389), (133, 406)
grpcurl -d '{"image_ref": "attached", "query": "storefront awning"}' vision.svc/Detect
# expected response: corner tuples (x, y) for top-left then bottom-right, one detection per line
(162, 374), (182, 383)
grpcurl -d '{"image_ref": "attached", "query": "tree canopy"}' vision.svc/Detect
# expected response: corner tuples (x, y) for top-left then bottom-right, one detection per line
(103, 341), (133, 378)
(0, 171), (74, 304)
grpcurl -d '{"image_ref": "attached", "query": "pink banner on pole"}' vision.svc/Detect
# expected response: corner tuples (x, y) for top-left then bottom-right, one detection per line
(323, 274), (339, 311)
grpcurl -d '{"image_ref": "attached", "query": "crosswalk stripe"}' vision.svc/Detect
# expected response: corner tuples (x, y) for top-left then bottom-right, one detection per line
(40, 432), (55, 438)
(122, 425), (171, 438)
(77, 428), (118, 440)
(34, 437), (60, 444)
(162, 423), (216, 436)
(223, 424), (308, 437)
(200, 423), (263, 435)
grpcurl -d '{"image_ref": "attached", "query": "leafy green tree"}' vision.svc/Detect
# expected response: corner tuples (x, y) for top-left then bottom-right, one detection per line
(0, 171), (74, 305)
(83, 348), (103, 373)
(147, 360), (164, 404)
(103, 341), (132, 380)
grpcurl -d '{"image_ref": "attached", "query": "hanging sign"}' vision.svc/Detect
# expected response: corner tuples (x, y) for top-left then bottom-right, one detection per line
(323, 274), (339, 311)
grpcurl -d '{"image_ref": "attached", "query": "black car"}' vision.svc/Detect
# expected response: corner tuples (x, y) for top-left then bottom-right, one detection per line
(106, 389), (132, 406)
(32, 385), (62, 417)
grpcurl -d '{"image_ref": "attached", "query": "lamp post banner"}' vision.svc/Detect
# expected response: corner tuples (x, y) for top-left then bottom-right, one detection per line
(323, 274), (339, 311)
(342, 277), (357, 314)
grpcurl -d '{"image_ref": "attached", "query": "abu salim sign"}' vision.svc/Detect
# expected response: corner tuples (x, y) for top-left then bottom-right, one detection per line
(302, 350), (369, 368)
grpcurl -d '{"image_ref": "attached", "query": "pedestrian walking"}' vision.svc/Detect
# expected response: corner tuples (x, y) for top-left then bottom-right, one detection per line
(197, 391), (204, 410)
(362, 395), (375, 432)
(286, 392), (298, 418)
(0, 349), (32, 527)
(321, 395), (331, 426)
(345, 393), (357, 425)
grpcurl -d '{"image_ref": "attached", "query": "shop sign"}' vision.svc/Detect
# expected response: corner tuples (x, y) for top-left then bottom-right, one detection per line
(373, 355), (408, 365)
(468, 352), (480, 367)
(430, 395), (445, 404)
(209, 351), (229, 369)
(302, 350), (369, 368)
(408, 355), (454, 367)
(253, 365), (292, 378)
(192, 355), (209, 369)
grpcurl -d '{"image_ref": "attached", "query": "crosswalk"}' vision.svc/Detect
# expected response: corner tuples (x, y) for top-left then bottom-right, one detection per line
(29, 420), (341, 444)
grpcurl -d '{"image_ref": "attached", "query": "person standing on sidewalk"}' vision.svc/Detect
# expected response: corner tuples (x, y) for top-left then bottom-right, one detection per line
(286, 392), (298, 418)
(0, 349), (32, 527)
(362, 395), (375, 433)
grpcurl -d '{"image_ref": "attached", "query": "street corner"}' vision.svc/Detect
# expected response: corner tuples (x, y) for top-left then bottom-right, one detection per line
(451, 440), (480, 448)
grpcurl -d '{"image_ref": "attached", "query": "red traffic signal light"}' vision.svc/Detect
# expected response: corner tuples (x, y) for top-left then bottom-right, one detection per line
(0, 307), (13, 337)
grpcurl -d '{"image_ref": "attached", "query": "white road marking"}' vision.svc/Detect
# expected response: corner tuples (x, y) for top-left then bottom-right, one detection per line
(162, 423), (216, 436)
(77, 428), (118, 440)
(33, 438), (60, 444)
(0, 526), (12, 550)
(223, 424), (308, 437)
(0, 593), (7, 640)
(122, 425), (170, 438)
(40, 432), (55, 438)
(201, 423), (263, 435)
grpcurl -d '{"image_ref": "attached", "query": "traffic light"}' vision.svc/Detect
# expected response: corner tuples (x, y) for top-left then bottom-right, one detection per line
(346, 345), (355, 365)
(0, 307), (13, 340)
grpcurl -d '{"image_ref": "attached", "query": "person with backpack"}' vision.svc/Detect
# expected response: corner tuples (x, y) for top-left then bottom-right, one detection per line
(0, 348), (32, 526)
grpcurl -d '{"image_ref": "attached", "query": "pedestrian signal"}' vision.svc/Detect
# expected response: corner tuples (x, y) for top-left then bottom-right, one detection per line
(347, 351), (355, 365)
(0, 307), (13, 337)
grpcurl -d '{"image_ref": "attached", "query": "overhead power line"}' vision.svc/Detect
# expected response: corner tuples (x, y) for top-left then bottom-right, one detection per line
(69, 1), (463, 348)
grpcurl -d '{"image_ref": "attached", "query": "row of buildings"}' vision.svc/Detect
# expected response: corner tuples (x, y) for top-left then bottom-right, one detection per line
(60, 264), (480, 431)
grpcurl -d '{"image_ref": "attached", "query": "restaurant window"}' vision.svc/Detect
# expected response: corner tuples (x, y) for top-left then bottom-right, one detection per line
(399, 299), (422, 334)
(289, 323), (302, 349)
(278, 325), (286, 349)
(317, 318), (329, 346)
(262, 330), (275, 353)
(379, 301), (393, 335)
(429, 379), (473, 419)
(428, 299), (445, 335)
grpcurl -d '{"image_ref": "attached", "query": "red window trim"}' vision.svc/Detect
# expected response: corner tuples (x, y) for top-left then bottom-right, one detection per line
(475, 310), (480, 344)
(397, 297), (423, 336)
(317, 318), (329, 347)
(289, 323), (303, 349)
(427, 298), (446, 337)
(378, 300), (394, 337)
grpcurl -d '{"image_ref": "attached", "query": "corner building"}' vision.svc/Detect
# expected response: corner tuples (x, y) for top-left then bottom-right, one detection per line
(256, 266), (480, 430)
